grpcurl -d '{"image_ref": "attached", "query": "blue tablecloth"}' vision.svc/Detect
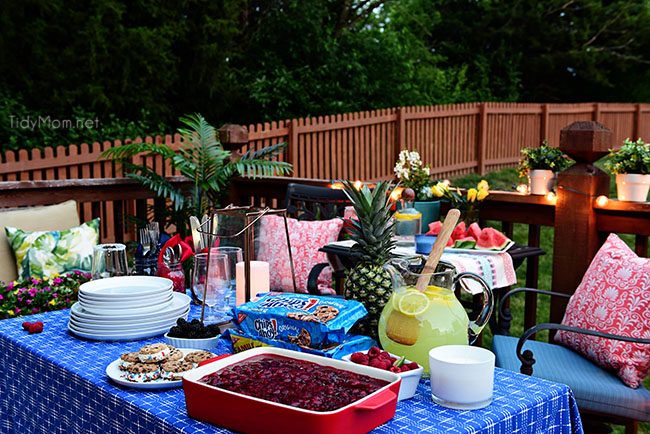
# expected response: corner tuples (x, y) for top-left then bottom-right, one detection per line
(0, 306), (583, 434)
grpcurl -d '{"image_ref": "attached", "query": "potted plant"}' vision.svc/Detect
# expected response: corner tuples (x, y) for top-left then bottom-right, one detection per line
(429, 179), (490, 224)
(604, 138), (650, 202)
(102, 114), (292, 234)
(518, 141), (573, 195)
(393, 149), (439, 230)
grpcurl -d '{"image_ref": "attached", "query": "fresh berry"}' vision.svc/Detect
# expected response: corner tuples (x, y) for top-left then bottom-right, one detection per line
(368, 358), (385, 369)
(389, 366), (401, 373)
(22, 321), (32, 331)
(407, 362), (420, 370)
(28, 322), (43, 334)
(350, 352), (366, 363)
(400, 364), (411, 372)
(367, 346), (381, 357)
(378, 351), (392, 360)
(390, 357), (397, 363)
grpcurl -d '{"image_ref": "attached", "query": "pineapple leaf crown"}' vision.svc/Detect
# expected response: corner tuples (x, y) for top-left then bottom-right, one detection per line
(342, 180), (396, 265)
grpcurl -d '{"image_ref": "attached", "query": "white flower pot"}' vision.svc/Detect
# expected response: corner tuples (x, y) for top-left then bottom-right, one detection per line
(616, 174), (650, 202)
(528, 170), (555, 195)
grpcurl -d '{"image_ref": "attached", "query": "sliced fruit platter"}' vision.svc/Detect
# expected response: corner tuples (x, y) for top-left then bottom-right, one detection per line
(422, 222), (513, 254)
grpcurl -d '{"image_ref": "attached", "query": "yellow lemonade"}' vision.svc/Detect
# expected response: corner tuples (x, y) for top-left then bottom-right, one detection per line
(378, 285), (469, 374)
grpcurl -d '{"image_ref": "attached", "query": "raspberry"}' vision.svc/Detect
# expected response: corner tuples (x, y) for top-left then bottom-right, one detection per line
(367, 346), (381, 358)
(355, 354), (369, 365)
(22, 321), (32, 331)
(407, 362), (420, 370)
(378, 351), (392, 360)
(28, 322), (43, 334)
(400, 364), (411, 372)
(389, 357), (397, 364)
(350, 352), (367, 364)
(389, 366), (401, 373)
(368, 358), (385, 369)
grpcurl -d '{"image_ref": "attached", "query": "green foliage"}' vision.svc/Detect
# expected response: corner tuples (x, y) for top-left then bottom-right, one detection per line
(518, 142), (574, 178)
(102, 113), (292, 233)
(604, 138), (650, 175)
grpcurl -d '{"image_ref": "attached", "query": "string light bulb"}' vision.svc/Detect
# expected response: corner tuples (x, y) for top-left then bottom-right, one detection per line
(330, 182), (344, 190)
(516, 184), (528, 194)
(596, 195), (609, 207)
(546, 191), (557, 204)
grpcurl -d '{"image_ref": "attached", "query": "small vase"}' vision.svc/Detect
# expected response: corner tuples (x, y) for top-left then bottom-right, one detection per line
(616, 174), (650, 202)
(528, 170), (555, 195)
(413, 200), (441, 233)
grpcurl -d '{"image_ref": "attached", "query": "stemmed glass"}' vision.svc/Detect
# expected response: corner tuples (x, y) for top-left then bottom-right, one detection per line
(212, 246), (243, 312)
(91, 244), (129, 279)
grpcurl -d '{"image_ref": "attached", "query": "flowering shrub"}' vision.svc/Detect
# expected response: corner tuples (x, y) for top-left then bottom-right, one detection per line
(0, 271), (91, 319)
(393, 150), (432, 200)
(604, 138), (650, 175)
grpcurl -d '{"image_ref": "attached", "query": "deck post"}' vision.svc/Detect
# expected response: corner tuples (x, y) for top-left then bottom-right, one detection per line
(550, 121), (612, 327)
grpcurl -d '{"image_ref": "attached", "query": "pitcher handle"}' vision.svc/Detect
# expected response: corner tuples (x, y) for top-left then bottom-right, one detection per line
(453, 272), (494, 344)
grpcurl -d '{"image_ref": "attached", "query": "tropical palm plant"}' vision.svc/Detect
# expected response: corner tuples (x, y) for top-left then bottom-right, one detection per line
(102, 113), (292, 234)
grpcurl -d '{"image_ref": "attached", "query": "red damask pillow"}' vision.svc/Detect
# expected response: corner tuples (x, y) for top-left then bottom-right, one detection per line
(257, 215), (344, 295)
(555, 233), (650, 388)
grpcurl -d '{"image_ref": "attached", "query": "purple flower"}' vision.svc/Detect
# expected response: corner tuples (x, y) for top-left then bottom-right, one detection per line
(74, 270), (81, 275)
(31, 278), (40, 285)
(26, 299), (32, 305)
(0, 294), (3, 300)
(15, 308), (21, 314)
(31, 308), (39, 314)
(53, 277), (63, 285)
(52, 293), (58, 298)
(42, 286), (51, 292)
(7, 282), (14, 290)
(28, 288), (37, 297)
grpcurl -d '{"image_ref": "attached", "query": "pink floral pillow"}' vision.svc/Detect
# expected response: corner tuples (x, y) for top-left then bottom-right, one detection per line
(555, 233), (650, 388)
(257, 215), (344, 295)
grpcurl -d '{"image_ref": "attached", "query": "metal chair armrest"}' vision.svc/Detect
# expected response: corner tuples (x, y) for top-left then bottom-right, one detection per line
(516, 322), (650, 375)
(306, 262), (331, 295)
(499, 288), (571, 326)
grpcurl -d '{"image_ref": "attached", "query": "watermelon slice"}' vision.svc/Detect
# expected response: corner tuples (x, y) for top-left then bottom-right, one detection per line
(466, 222), (481, 241)
(453, 236), (477, 249)
(450, 222), (466, 241)
(475, 227), (511, 250)
(446, 237), (454, 247)
(426, 221), (442, 236)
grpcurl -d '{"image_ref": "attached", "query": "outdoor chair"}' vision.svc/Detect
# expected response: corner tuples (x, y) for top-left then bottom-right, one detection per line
(492, 288), (650, 434)
(283, 183), (351, 295)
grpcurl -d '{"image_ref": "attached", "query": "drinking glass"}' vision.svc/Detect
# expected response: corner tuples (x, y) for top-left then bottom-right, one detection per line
(91, 244), (129, 279)
(205, 252), (230, 321)
(212, 246), (243, 311)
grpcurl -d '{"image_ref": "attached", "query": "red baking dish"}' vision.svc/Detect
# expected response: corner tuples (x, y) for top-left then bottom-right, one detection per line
(182, 347), (401, 434)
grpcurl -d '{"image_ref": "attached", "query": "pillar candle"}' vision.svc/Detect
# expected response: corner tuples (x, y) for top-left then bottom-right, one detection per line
(235, 261), (270, 305)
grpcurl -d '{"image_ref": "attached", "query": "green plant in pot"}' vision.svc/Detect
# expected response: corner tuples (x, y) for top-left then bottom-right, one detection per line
(518, 141), (573, 195)
(102, 114), (292, 235)
(604, 138), (650, 202)
(393, 149), (439, 230)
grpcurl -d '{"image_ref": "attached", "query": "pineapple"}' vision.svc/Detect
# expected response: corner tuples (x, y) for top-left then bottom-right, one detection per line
(342, 181), (396, 339)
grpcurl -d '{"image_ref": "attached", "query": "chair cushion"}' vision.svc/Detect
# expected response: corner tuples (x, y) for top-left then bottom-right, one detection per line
(0, 201), (80, 283)
(5, 218), (99, 279)
(257, 215), (344, 294)
(554, 233), (650, 388)
(493, 335), (650, 421)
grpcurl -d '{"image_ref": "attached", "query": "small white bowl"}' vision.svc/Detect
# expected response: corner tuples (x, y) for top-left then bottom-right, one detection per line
(164, 332), (219, 351)
(342, 350), (424, 401)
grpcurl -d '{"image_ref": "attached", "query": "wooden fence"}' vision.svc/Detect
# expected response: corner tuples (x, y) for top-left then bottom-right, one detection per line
(3, 102), (650, 184)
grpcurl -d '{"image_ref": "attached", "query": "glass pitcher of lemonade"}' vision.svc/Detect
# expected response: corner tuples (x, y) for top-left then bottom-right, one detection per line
(378, 259), (493, 374)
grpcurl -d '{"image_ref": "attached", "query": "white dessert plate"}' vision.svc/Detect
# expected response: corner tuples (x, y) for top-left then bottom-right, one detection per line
(79, 276), (173, 298)
(81, 298), (173, 316)
(78, 288), (172, 303)
(70, 292), (191, 322)
(67, 317), (180, 335)
(68, 321), (180, 341)
(69, 312), (186, 332)
(106, 348), (205, 390)
(70, 307), (189, 328)
(78, 293), (173, 310)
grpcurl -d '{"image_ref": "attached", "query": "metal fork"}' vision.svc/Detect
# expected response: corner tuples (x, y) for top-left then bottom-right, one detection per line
(139, 228), (152, 257)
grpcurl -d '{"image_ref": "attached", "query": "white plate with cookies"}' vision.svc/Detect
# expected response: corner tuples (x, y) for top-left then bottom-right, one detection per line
(106, 344), (216, 390)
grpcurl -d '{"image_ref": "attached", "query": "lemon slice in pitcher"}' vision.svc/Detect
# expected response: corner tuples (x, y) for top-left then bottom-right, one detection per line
(396, 291), (430, 316)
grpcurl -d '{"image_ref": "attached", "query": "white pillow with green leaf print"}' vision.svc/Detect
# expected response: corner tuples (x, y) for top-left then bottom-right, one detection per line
(5, 218), (100, 279)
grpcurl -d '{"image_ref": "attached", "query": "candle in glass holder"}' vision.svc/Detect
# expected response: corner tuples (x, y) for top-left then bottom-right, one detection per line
(235, 261), (270, 305)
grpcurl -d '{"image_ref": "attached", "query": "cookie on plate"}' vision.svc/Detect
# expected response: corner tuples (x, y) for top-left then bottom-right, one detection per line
(160, 360), (194, 381)
(125, 363), (161, 382)
(167, 348), (183, 362)
(184, 350), (215, 367)
(138, 343), (170, 363)
(118, 352), (140, 371)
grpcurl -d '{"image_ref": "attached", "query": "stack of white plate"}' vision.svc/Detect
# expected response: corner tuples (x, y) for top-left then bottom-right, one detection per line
(68, 276), (191, 341)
